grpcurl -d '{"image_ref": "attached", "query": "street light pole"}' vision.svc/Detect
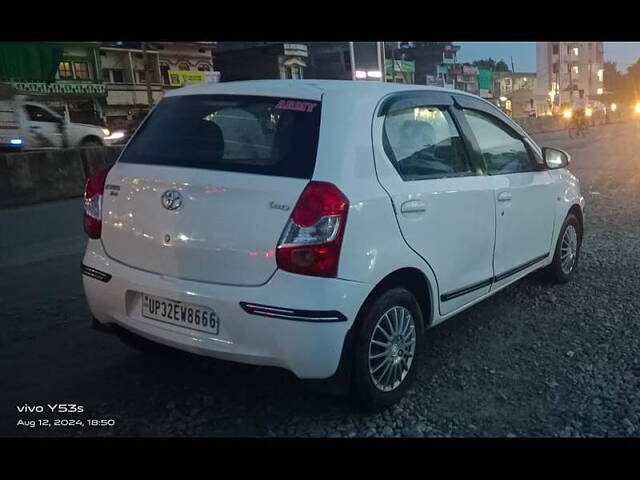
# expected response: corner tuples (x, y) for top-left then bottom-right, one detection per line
(348, 42), (356, 80)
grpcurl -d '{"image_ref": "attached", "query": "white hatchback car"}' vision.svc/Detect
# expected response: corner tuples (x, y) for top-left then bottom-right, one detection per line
(83, 80), (585, 408)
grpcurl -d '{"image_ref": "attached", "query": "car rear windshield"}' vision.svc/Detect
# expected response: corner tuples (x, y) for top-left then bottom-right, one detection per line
(118, 94), (322, 179)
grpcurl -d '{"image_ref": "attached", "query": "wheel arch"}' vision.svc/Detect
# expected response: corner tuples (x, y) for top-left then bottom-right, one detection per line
(80, 135), (104, 146)
(354, 267), (434, 332)
(307, 267), (435, 395)
(568, 203), (584, 238)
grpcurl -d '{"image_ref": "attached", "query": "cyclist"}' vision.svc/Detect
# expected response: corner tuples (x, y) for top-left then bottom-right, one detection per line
(572, 89), (588, 136)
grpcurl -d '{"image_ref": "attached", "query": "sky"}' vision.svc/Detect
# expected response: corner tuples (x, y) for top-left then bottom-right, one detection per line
(454, 42), (640, 72)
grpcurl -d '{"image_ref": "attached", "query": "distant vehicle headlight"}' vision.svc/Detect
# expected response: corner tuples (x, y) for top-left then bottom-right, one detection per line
(585, 108), (593, 117)
(635, 102), (640, 114)
(104, 131), (125, 141)
(563, 109), (573, 119)
(611, 103), (617, 112)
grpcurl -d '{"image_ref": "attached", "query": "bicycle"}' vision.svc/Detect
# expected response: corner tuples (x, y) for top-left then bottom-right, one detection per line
(568, 111), (588, 138)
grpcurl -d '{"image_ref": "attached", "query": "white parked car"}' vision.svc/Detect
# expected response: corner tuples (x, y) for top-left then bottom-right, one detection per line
(0, 95), (113, 150)
(82, 80), (585, 409)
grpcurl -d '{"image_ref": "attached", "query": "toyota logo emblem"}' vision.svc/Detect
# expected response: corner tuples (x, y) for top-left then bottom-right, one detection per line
(161, 189), (183, 211)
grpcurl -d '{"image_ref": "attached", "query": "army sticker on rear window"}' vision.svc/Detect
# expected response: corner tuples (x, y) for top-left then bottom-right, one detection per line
(275, 99), (318, 113)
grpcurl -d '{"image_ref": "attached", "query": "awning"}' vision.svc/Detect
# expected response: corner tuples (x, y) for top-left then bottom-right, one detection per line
(9, 81), (107, 97)
(0, 42), (64, 83)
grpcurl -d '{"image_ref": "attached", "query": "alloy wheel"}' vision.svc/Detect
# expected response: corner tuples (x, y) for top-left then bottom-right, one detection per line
(368, 306), (417, 392)
(561, 224), (578, 275)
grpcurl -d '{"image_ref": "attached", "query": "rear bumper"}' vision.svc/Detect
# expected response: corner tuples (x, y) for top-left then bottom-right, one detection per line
(82, 240), (372, 379)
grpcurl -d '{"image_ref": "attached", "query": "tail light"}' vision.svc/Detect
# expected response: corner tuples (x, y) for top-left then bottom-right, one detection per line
(276, 181), (349, 278)
(84, 168), (110, 239)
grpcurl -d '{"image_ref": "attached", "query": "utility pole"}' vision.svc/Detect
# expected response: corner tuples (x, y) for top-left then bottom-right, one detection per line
(142, 42), (154, 108)
(391, 46), (397, 83)
(348, 42), (356, 80)
(568, 46), (573, 106)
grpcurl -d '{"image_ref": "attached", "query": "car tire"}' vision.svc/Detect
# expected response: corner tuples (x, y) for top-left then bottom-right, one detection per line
(351, 287), (424, 411)
(546, 212), (582, 284)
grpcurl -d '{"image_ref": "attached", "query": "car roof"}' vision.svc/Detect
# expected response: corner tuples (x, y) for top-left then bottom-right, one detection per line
(164, 79), (484, 103)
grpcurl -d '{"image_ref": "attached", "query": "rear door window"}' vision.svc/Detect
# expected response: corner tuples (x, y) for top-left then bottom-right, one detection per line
(383, 106), (472, 180)
(119, 95), (322, 179)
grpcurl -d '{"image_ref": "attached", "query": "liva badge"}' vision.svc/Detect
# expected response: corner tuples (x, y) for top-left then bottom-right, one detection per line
(275, 99), (318, 112)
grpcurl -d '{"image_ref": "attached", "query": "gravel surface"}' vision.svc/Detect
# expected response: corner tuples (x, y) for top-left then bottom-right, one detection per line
(1, 121), (639, 437)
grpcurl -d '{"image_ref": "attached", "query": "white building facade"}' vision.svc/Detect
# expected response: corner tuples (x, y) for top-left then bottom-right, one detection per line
(536, 42), (604, 114)
(100, 45), (164, 122)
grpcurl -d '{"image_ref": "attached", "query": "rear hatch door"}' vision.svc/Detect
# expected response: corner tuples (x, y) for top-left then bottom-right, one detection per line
(101, 93), (322, 286)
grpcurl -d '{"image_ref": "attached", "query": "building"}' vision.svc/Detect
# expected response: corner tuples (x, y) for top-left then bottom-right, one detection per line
(213, 42), (452, 85)
(494, 72), (536, 98)
(306, 42), (383, 81)
(398, 42), (460, 85)
(304, 42), (352, 80)
(99, 42), (218, 127)
(536, 42), (604, 114)
(1, 41), (218, 128)
(213, 42), (308, 81)
(0, 42), (107, 124)
(149, 42), (217, 86)
(213, 42), (418, 83)
(385, 59), (415, 84)
(478, 68), (493, 99)
(429, 63), (480, 94)
(454, 64), (480, 95)
(100, 43), (163, 124)
(493, 72), (537, 117)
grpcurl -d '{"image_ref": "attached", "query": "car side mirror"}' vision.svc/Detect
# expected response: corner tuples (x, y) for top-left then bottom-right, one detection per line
(543, 147), (570, 169)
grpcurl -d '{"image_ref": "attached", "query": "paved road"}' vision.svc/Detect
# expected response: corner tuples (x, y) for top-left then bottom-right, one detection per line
(2, 121), (639, 437)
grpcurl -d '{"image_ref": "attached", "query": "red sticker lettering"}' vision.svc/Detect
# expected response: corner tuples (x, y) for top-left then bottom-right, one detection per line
(275, 99), (317, 112)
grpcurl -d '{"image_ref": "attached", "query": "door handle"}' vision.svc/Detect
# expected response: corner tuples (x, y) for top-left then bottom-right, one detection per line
(400, 200), (426, 214)
(497, 191), (512, 202)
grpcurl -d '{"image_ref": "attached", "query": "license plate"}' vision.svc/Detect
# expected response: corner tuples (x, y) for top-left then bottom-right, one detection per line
(142, 294), (219, 335)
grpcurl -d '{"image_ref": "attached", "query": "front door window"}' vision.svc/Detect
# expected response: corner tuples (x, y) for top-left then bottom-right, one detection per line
(461, 109), (535, 174)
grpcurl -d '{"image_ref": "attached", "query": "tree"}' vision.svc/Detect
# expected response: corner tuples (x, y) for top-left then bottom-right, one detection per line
(411, 42), (450, 48)
(602, 59), (640, 103)
(471, 58), (510, 71)
(603, 61), (624, 100)
(625, 59), (640, 101)
(471, 58), (496, 69)
(495, 60), (510, 72)
(626, 58), (640, 77)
